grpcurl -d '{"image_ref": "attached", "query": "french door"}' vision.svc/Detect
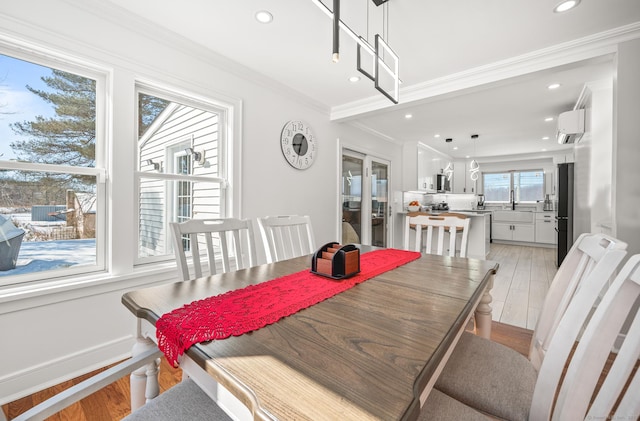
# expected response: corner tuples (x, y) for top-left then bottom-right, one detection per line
(341, 149), (390, 247)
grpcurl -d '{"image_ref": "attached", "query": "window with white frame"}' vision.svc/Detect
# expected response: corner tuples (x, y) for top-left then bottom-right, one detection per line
(135, 84), (229, 263)
(0, 50), (105, 285)
(483, 170), (544, 203)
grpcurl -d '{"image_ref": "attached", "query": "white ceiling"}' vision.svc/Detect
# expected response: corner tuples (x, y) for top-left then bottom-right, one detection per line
(105, 0), (640, 160)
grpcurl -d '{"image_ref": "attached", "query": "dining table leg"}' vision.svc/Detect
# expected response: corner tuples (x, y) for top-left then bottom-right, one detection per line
(129, 320), (160, 411)
(474, 275), (494, 339)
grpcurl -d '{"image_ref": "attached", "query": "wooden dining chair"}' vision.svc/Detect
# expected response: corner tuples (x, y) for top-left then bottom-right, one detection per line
(257, 215), (315, 263)
(404, 213), (470, 257)
(430, 233), (628, 421)
(170, 218), (257, 281)
(422, 253), (640, 421)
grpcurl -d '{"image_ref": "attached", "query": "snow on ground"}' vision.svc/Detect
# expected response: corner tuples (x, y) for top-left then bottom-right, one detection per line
(0, 239), (96, 276)
(0, 211), (96, 276)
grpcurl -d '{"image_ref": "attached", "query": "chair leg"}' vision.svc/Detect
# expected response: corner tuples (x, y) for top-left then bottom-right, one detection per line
(474, 275), (494, 339)
(130, 336), (160, 410)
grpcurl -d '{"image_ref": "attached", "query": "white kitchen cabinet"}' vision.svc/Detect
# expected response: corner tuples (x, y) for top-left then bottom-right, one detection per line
(545, 169), (555, 196)
(416, 144), (451, 192)
(452, 160), (477, 194)
(492, 223), (513, 241)
(452, 160), (465, 193)
(512, 224), (535, 242)
(535, 212), (556, 244)
(417, 145), (436, 192)
(492, 223), (534, 242)
(492, 211), (535, 242)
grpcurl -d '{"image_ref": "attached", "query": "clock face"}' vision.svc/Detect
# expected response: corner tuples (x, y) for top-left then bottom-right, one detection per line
(280, 120), (316, 170)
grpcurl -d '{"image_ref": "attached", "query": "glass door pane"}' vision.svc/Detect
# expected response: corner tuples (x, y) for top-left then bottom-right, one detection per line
(342, 154), (363, 244)
(371, 160), (389, 247)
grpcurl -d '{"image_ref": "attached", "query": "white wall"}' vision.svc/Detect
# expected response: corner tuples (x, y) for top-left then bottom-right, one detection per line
(0, 1), (401, 402)
(613, 38), (640, 257)
(573, 79), (614, 239)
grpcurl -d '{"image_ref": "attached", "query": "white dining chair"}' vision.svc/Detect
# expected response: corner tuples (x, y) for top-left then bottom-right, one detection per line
(257, 215), (315, 263)
(528, 232), (627, 370)
(422, 253), (640, 421)
(170, 218), (257, 281)
(404, 213), (470, 257)
(430, 233), (628, 421)
(9, 349), (232, 421)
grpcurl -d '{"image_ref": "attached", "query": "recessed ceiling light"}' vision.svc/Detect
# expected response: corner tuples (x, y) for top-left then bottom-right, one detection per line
(542, 148), (548, 152)
(255, 10), (273, 23)
(465, 155), (470, 159)
(553, 0), (580, 13)
(434, 134), (440, 138)
(348, 76), (361, 82)
(453, 146), (459, 150)
(547, 83), (561, 90)
(405, 114), (413, 119)
(542, 136), (550, 140)
(545, 117), (554, 122)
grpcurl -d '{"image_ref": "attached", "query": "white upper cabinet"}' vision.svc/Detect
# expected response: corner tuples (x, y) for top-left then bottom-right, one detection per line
(452, 160), (477, 194)
(404, 143), (455, 193)
(417, 145), (436, 192)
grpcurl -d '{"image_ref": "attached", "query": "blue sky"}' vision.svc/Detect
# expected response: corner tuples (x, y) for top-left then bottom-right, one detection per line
(0, 54), (55, 159)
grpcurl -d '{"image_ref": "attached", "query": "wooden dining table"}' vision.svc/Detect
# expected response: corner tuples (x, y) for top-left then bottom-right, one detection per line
(122, 246), (498, 421)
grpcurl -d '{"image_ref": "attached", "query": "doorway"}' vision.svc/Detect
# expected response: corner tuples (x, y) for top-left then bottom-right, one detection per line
(341, 149), (390, 247)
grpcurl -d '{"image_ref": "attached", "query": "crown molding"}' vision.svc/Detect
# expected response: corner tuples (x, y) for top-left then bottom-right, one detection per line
(331, 21), (640, 122)
(56, 0), (329, 116)
(347, 121), (403, 145)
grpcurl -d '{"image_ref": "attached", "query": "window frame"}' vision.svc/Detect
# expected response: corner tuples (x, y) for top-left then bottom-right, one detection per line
(0, 42), (108, 286)
(482, 169), (545, 204)
(134, 82), (231, 266)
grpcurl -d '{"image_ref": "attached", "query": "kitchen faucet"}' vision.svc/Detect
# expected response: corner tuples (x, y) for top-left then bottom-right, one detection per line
(510, 189), (516, 210)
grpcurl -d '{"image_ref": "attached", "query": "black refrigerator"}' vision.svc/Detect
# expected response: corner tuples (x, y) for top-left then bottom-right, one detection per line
(556, 163), (574, 266)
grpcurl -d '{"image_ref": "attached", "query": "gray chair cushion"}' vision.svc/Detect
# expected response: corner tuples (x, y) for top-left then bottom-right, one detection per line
(123, 378), (233, 421)
(434, 331), (537, 421)
(419, 388), (490, 420)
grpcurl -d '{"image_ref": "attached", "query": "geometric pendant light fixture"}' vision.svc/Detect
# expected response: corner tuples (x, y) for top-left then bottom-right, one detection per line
(311, 0), (400, 104)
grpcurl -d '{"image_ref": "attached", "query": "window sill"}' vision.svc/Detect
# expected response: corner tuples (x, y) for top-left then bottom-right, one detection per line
(0, 262), (179, 314)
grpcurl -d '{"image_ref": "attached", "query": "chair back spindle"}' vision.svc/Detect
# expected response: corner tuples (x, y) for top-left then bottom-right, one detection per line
(257, 215), (315, 263)
(170, 218), (256, 281)
(404, 213), (470, 258)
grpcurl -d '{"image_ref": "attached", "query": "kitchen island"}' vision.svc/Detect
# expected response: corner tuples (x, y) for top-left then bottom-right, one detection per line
(401, 211), (490, 259)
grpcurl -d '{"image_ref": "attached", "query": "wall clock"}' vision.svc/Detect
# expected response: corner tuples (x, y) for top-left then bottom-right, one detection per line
(280, 120), (317, 170)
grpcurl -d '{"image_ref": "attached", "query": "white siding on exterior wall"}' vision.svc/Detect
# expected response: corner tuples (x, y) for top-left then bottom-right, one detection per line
(139, 104), (222, 258)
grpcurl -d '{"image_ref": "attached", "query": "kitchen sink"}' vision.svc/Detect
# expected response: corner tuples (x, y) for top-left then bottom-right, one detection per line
(492, 210), (534, 223)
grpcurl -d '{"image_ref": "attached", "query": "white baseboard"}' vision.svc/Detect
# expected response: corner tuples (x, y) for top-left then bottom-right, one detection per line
(0, 335), (135, 405)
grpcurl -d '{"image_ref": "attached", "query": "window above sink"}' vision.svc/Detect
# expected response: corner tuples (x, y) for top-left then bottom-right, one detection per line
(483, 170), (545, 203)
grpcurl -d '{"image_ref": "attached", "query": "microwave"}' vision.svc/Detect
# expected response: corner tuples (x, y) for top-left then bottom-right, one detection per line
(436, 174), (450, 192)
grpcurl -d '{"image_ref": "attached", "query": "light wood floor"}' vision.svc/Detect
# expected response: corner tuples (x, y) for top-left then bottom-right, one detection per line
(487, 243), (558, 330)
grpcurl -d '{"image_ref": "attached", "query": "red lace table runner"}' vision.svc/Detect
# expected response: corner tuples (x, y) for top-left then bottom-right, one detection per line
(156, 248), (421, 366)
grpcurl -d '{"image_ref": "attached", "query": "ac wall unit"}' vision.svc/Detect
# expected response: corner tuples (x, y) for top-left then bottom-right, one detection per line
(557, 109), (585, 144)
